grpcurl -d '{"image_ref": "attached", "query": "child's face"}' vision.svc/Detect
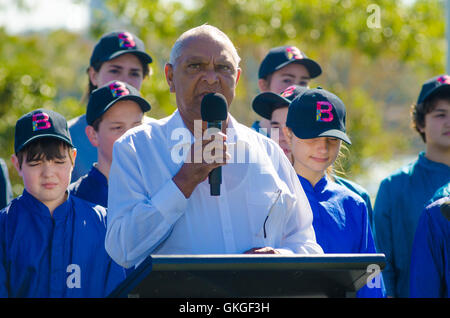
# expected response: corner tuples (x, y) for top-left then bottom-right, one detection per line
(287, 133), (341, 178)
(420, 99), (450, 149)
(89, 100), (144, 166)
(12, 146), (76, 209)
(262, 63), (311, 94)
(90, 53), (145, 90)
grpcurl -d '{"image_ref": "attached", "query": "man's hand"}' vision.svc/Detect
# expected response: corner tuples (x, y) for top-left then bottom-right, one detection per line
(243, 247), (280, 254)
(173, 131), (229, 198)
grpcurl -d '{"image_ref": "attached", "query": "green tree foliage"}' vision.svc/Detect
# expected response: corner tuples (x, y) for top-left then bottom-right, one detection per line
(104, 0), (445, 175)
(0, 28), (93, 193)
(0, 0), (446, 194)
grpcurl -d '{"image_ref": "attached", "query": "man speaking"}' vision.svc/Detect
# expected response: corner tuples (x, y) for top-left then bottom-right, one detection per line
(105, 25), (322, 269)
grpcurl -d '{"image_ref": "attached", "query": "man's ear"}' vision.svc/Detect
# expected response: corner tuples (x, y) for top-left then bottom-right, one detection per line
(11, 154), (22, 177)
(258, 78), (270, 92)
(165, 63), (175, 93)
(85, 125), (99, 147)
(88, 66), (99, 88)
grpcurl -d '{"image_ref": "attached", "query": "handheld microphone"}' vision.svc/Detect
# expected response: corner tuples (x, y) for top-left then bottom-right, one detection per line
(201, 93), (228, 196)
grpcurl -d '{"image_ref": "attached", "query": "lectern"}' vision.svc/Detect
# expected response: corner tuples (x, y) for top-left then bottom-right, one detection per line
(109, 254), (385, 298)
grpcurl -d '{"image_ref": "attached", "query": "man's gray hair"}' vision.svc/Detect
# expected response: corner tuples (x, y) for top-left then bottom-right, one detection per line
(169, 24), (241, 66)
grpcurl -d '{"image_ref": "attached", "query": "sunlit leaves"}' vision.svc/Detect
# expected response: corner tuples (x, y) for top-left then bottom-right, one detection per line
(0, 0), (445, 190)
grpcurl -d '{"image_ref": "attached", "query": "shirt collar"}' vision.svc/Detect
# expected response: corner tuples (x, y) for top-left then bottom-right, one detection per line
(89, 164), (108, 185)
(417, 151), (450, 172)
(226, 114), (253, 147)
(166, 110), (193, 151)
(22, 188), (71, 220)
(297, 174), (328, 193)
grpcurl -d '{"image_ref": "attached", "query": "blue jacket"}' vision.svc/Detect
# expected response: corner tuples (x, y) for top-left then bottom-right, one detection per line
(298, 174), (385, 298)
(373, 152), (450, 297)
(69, 165), (108, 207)
(410, 190), (449, 298)
(0, 190), (125, 297)
(334, 175), (374, 228)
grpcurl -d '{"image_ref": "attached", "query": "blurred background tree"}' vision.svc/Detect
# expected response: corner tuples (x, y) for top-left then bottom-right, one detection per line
(0, 0), (445, 197)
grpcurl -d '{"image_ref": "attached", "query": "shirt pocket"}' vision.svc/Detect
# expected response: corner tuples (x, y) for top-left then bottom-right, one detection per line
(246, 189), (284, 245)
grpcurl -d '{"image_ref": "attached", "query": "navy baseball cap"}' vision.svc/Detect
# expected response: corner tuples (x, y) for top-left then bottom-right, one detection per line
(258, 46), (322, 79)
(90, 31), (153, 66)
(286, 87), (351, 144)
(87, 80), (151, 125)
(252, 85), (308, 120)
(15, 109), (73, 153)
(417, 75), (450, 104)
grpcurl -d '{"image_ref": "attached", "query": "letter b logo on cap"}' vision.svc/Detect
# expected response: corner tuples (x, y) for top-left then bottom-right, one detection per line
(437, 75), (450, 85)
(286, 46), (303, 60)
(32, 112), (51, 131)
(118, 32), (136, 48)
(281, 85), (296, 98)
(316, 101), (334, 122)
(109, 81), (130, 97)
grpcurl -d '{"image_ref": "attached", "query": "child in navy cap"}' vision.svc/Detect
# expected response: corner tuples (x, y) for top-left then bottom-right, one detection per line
(69, 80), (151, 208)
(253, 84), (374, 225)
(69, 30), (154, 183)
(251, 45), (322, 136)
(374, 75), (450, 297)
(0, 109), (125, 297)
(252, 84), (307, 163)
(284, 88), (385, 298)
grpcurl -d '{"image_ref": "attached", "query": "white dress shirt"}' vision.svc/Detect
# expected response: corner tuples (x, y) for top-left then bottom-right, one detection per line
(106, 110), (322, 268)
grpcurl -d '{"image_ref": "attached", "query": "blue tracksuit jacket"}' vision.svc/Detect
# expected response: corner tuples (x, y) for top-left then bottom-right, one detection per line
(298, 174), (385, 298)
(0, 190), (125, 297)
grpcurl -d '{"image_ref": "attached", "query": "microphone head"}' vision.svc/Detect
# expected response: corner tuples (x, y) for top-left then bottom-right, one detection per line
(201, 93), (228, 122)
